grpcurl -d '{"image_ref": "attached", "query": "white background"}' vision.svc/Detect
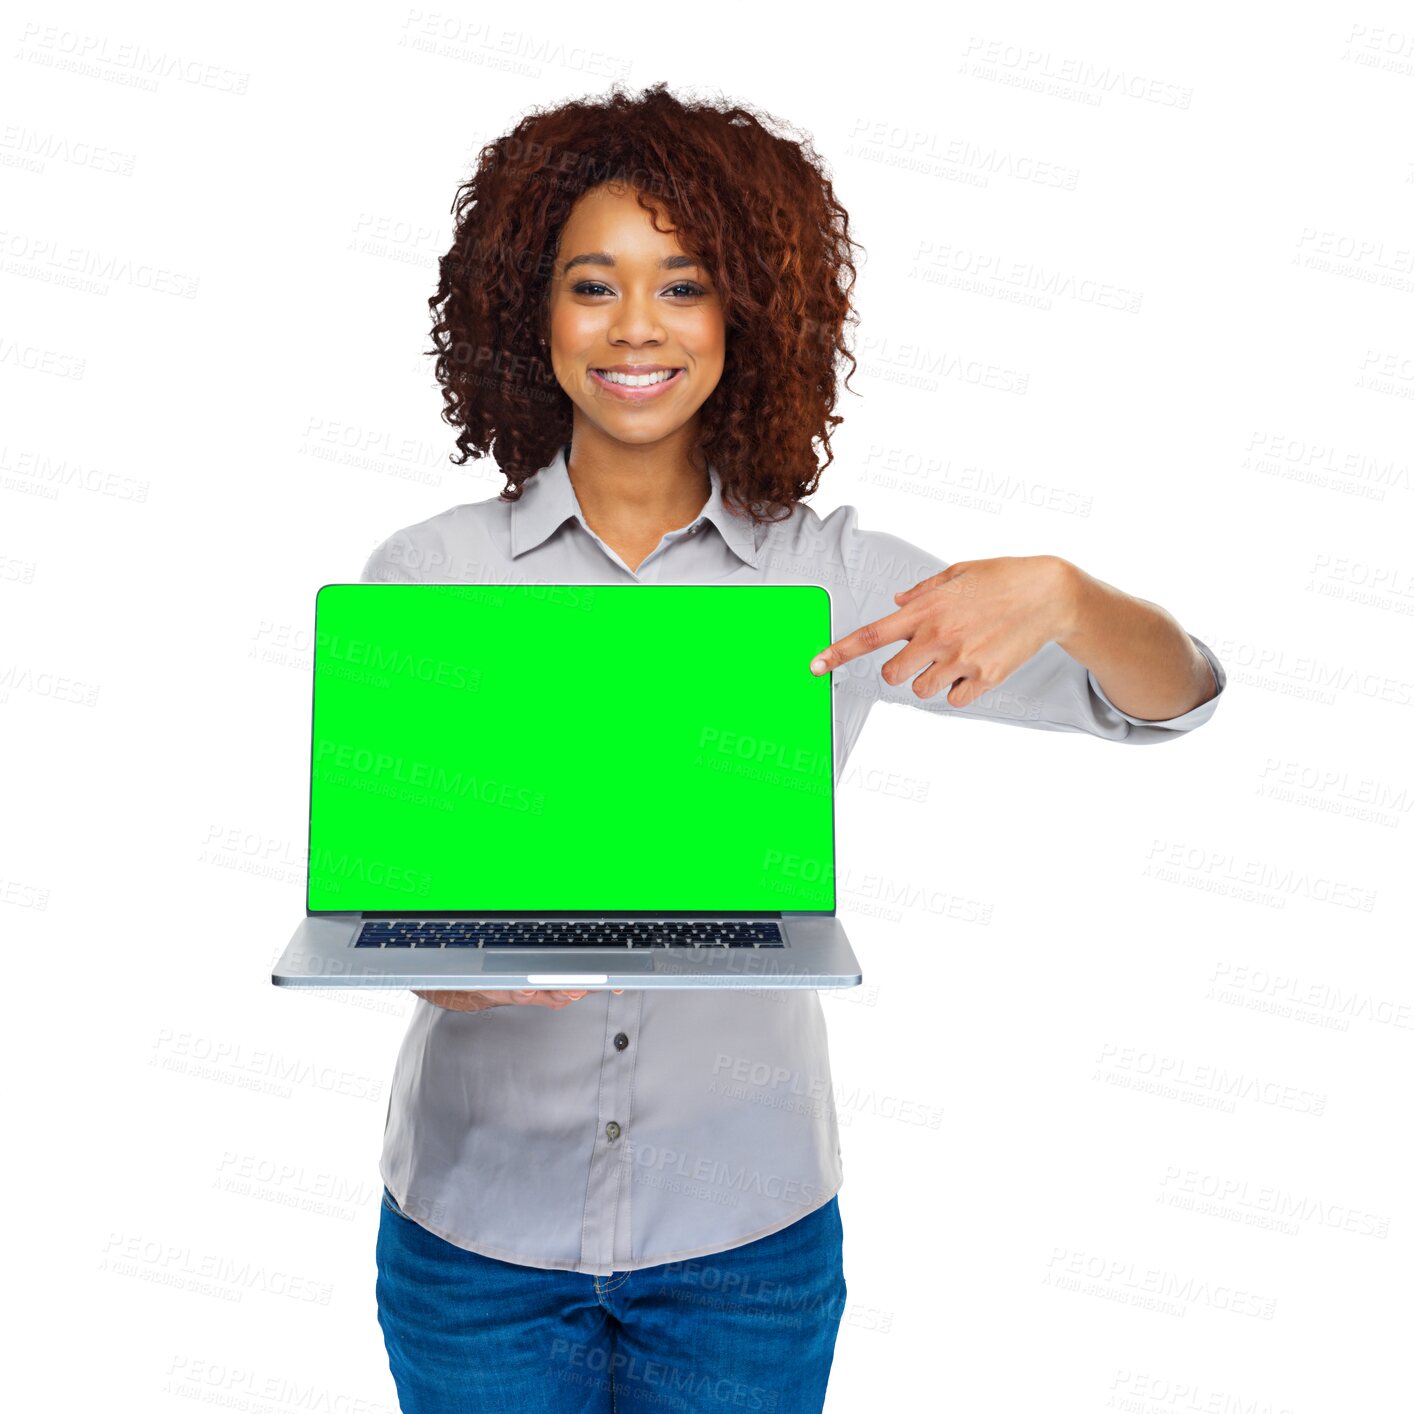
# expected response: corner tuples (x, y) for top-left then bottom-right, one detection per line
(6, 2), (1411, 1410)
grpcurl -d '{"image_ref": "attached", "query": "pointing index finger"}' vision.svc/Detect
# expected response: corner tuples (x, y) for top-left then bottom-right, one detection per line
(809, 606), (913, 675)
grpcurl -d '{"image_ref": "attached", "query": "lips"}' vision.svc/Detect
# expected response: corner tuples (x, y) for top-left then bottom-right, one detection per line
(588, 367), (685, 401)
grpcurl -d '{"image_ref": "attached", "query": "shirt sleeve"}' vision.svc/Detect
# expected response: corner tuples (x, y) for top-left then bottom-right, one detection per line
(827, 505), (1226, 746)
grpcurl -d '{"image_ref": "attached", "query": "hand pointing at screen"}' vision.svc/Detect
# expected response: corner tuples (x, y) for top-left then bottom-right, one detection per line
(808, 557), (1073, 706)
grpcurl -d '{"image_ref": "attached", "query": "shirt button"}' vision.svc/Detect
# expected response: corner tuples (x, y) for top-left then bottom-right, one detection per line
(605, 1121), (621, 1142)
(614, 1032), (629, 1051)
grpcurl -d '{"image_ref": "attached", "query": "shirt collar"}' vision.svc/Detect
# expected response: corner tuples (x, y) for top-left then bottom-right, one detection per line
(509, 443), (761, 568)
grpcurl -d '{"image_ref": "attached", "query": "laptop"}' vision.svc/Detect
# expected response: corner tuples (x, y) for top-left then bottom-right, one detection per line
(271, 582), (862, 991)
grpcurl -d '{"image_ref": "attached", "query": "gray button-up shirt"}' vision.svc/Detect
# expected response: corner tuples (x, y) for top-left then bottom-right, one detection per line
(363, 444), (1226, 1274)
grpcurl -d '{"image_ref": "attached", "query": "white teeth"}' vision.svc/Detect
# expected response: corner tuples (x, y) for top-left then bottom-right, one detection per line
(596, 368), (678, 387)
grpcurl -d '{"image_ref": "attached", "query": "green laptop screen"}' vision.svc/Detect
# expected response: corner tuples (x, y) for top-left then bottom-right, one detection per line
(307, 584), (835, 913)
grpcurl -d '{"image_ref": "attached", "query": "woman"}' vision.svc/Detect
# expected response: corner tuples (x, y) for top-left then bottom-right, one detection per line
(367, 82), (1225, 1413)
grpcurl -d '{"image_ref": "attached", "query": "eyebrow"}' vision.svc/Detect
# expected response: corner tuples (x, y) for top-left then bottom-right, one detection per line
(561, 252), (702, 276)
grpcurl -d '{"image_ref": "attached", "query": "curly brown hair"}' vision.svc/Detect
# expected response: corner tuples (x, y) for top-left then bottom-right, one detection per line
(427, 80), (862, 526)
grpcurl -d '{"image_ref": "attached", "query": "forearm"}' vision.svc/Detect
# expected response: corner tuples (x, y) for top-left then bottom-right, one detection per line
(1052, 559), (1217, 722)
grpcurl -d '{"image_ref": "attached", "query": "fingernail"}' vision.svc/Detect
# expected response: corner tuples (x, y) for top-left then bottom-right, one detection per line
(809, 657), (827, 675)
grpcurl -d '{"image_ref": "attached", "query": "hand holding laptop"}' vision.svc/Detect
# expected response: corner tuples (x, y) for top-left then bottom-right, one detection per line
(414, 987), (627, 1013)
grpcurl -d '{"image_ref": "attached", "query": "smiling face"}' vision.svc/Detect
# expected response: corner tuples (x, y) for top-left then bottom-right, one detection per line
(545, 183), (726, 450)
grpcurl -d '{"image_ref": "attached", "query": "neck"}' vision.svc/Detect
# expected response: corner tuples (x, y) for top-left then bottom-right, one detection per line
(563, 422), (711, 534)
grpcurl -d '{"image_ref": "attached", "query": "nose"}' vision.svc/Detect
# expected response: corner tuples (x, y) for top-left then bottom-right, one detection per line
(609, 291), (665, 346)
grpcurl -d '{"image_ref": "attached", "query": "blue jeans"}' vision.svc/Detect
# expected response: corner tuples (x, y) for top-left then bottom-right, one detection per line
(375, 1184), (846, 1413)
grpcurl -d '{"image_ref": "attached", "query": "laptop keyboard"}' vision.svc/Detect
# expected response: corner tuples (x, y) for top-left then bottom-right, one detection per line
(354, 919), (785, 949)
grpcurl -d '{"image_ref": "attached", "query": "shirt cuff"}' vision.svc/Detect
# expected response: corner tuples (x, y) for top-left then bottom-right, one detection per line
(1086, 634), (1226, 731)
